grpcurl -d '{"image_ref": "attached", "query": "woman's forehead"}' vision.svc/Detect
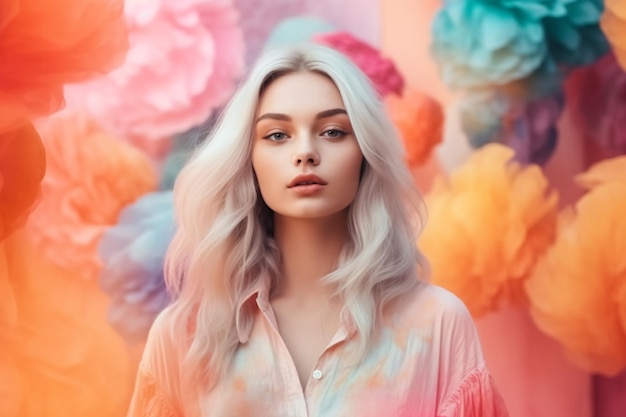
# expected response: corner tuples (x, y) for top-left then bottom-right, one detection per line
(256, 71), (345, 117)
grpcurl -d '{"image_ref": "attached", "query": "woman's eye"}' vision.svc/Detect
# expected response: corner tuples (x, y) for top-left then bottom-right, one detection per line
(264, 132), (287, 141)
(323, 129), (345, 138)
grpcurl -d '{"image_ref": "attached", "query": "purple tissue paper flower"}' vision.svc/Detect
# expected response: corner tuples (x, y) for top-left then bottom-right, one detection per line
(99, 191), (174, 343)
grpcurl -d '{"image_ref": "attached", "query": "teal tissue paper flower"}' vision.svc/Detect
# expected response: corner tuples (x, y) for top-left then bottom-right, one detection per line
(499, 59), (563, 101)
(432, 0), (554, 89)
(543, 0), (609, 68)
(458, 90), (512, 148)
(160, 111), (217, 190)
(432, 0), (608, 90)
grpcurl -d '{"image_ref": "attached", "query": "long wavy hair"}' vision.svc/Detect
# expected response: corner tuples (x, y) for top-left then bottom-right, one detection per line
(164, 43), (429, 393)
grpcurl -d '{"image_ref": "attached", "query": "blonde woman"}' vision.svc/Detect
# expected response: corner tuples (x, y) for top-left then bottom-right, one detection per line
(127, 44), (508, 417)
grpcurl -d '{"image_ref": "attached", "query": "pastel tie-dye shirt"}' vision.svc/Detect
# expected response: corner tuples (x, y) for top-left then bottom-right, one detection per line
(127, 282), (508, 417)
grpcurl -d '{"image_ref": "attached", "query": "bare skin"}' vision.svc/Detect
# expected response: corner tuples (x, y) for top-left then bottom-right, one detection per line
(252, 71), (363, 389)
(270, 216), (345, 389)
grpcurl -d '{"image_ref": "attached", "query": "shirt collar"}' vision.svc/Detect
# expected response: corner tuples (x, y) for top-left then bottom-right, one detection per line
(235, 274), (270, 343)
(234, 274), (358, 343)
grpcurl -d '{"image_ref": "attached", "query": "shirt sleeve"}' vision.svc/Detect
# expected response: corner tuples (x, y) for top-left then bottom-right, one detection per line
(127, 368), (182, 417)
(126, 309), (183, 417)
(428, 287), (509, 417)
(437, 367), (509, 417)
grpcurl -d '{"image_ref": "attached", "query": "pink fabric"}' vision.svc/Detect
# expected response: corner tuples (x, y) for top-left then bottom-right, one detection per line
(128, 370), (181, 417)
(438, 368), (509, 417)
(128, 283), (508, 416)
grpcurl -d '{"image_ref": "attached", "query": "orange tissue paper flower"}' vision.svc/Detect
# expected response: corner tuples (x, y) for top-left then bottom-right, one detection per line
(602, 0), (626, 70)
(385, 89), (444, 169)
(419, 144), (558, 317)
(0, 0), (128, 132)
(0, 124), (46, 241)
(27, 111), (157, 280)
(525, 156), (626, 375)
(0, 230), (135, 417)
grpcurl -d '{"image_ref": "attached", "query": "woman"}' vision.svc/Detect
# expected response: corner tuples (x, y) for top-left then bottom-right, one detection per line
(127, 44), (508, 417)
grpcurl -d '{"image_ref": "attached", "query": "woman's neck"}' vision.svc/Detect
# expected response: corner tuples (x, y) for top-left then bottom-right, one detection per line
(272, 212), (349, 300)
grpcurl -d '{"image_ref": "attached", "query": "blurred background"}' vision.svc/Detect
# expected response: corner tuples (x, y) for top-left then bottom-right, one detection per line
(1, 0), (625, 416)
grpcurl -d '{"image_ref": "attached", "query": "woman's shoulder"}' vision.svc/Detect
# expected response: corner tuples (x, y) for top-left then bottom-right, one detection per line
(399, 282), (474, 325)
(128, 306), (187, 417)
(390, 283), (484, 358)
(389, 285), (509, 415)
(139, 304), (187, 374)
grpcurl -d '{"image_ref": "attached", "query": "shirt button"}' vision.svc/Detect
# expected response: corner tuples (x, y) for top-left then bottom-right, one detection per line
(312, 369), (323, 380)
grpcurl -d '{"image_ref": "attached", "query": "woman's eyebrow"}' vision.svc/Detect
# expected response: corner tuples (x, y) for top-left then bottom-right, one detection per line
(315, 108), (347, 119)
(255, 108), (347, 124)
(255, 113), (291, 124)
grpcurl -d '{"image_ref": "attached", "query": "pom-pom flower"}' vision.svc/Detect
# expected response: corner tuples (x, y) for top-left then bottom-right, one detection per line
(160, 112), (217, 190)
(0, 0), (128, 132)
(0, 124), (46, 240)
(419, 144), (558, 316)
(543, 0), (609, 68)
(314, 32), (404, 97)
(459, 90), (563, 165)
(1, 231), (134, 417)
(525, 156), (626, 375)
(567, 53), (626, 157)
(431, 0), (608, 90)
(160, 136), (198, 190)
(458, 90), (512, 148)
(431, 0), (553, 89)
(264, 16), (335, 49)
(601, 0), (626, 70)
(99, 191), (174, 343)
(65, 0), (245, 154)
(384, 89), (444, 169)
(504, 92), (563, 165)
(27, 111), (157, 280)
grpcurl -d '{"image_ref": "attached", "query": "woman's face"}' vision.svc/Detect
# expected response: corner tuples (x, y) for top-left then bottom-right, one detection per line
(252, 71), (364, 221)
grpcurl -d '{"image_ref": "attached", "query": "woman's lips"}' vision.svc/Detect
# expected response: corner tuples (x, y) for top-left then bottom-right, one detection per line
(288, 173), (327, 188)
(289, 183), (326, 196)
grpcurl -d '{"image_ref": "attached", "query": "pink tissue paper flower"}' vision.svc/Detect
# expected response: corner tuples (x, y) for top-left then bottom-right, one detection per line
(65, 0), (245, 154)
(27, 110), (157, 280)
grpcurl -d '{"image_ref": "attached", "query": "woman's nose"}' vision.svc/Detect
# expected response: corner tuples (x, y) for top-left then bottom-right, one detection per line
(293, 136), (320, 166)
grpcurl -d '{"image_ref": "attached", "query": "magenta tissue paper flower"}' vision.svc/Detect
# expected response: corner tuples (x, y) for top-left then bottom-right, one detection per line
(314, 32), (404, 97)
(569, 53), (626, 156)
(65, 0), (245, 153)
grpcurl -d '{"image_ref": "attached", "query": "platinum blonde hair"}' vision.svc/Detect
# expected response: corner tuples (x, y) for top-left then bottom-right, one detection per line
(163, 43), (429, 391)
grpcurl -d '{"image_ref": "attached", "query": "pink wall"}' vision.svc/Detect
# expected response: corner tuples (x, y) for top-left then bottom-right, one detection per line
(235, 0), (379, 65)
(300, 0), (380, 46)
